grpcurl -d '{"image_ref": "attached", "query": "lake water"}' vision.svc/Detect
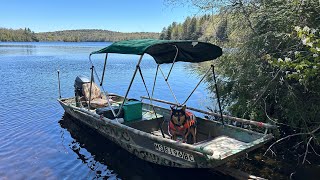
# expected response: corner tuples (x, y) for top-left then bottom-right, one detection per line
(0, 42), (224, 179)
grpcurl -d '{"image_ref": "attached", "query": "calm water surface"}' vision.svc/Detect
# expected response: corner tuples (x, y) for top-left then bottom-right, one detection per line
(0, 42), (223, 179)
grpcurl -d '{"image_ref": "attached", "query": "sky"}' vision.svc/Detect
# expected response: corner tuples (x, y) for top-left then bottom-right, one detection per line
(0, 0), (200, 33)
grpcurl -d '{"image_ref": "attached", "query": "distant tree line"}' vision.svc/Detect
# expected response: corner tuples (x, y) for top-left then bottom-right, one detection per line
(159, 15), (210, 40)
(0, 28), (39, 42)
(37, 29), (160, 42)
(0, 28), (160, 42)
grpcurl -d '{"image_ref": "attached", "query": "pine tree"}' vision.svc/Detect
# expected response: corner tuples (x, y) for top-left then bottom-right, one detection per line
(159, 27), (167, 40)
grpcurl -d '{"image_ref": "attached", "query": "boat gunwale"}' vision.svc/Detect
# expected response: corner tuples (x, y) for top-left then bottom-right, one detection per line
(141, 96), (277, 130)
(110, 92), (274, 137)
(142, 101), (269, 138)
(58, 98), (209, 157)
(58, 97), (273, 160)
(141, 102), (275, 159)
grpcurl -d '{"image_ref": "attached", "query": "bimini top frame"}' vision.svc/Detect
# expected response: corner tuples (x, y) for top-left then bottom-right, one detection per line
(88, 39), (224, 138)
(90, 39), (222, 64)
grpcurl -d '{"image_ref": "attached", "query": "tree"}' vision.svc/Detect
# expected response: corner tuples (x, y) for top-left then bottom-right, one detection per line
(165, 0), (320, 169)
(165, 24), (173, 40)
(182, 16), (191, 39)
(188, 17), (198, 40)
(215, 17), (228, 42)
(159, 27), (167, 40)
(171, 22), (180, 40)
(214, 1), (320, 165)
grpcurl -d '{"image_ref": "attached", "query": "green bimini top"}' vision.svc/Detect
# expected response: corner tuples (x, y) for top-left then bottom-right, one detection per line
(90, 39), (222, 64)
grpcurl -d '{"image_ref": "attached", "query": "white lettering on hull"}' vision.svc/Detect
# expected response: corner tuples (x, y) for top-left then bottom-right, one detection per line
(154, 143), (195, 162)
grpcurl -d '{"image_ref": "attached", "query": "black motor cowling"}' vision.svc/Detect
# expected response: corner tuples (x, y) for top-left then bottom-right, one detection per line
(74, 75), (91, 96)
(74, 75), (92, 107)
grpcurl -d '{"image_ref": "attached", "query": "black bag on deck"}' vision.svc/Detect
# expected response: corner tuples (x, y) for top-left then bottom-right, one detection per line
(96, 106), (124, 119)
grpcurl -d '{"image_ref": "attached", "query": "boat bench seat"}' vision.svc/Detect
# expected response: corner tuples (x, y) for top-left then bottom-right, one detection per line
(123, 110), (165, 132)
(82, 82), (113, 108)
(142, 111), (163, 121)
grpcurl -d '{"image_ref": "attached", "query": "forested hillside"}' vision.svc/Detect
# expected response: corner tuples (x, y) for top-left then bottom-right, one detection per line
(37, 29), (159, 42)
(0, 28), (159, 42)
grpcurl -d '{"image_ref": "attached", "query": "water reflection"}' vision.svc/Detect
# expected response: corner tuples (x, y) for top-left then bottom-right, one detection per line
(0, 42), (108, 56)
(0, 44), (36, 55)
(0, 44), (37, 48)
(59, 113), (228, 180)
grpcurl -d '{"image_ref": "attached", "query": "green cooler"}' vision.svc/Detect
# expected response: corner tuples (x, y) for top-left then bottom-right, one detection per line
(123, 101), (142, 122)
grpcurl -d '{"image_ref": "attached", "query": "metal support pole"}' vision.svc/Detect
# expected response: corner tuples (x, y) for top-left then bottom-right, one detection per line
(158, 65), (179, 105)
(116, 54), (144, 117)
(212, 65), (224, 125)
(166, 45), (178, 81)
(100, 53), (108, 86)
(57, 70), (61, 98)
(182, 65), (212, 105)
(88, 65), (94, 110)
(151, 64), (159, 98)
(89, 54), (116, 117)
(138, 66), (165, 138)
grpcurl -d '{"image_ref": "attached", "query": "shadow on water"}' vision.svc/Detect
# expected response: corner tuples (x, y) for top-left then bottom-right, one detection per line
(59, 113), (232, 180)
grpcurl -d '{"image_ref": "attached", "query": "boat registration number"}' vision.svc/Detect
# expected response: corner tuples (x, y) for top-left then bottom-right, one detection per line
(154, 143), (195, 162)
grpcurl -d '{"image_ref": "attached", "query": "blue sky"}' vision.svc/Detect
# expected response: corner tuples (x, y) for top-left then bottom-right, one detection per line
(0, 0), (200, 33)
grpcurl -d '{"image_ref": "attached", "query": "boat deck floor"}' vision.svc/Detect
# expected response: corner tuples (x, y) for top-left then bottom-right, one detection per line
(195, 136), (246, 157)
(151, 130), (246, 158)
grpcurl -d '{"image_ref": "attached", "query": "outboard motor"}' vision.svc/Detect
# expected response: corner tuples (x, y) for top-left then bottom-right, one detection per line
(74, 75), (91, 107)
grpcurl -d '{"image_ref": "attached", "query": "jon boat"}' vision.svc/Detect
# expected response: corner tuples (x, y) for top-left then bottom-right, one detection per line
(58, 39), (276, 168)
